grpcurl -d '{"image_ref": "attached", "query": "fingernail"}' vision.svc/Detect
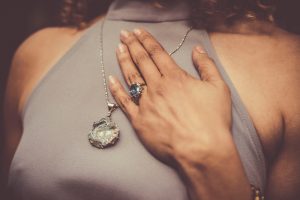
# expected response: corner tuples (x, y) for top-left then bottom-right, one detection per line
(120, 30), (129, 38)
(118, 43), (126, 53)
(133, 28), (142, 35)
(108, 75), (116, 85)
(195, 45), (206, 54)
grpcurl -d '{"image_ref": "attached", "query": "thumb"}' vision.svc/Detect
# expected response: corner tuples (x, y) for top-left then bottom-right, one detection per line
(192, 45), (223, 82)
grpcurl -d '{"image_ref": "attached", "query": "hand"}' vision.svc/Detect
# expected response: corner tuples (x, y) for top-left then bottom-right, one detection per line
(109, 28), (234, 166)
(109, 28), (253, 200)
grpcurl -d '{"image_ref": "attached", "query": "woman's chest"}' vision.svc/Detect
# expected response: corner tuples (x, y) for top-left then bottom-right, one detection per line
(11, 21), (269, 198)
(213, 43), (294, 164)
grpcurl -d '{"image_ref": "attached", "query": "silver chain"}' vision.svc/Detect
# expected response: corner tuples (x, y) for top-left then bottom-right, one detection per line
(99, 19), (193, 107)
(99, 19), (111, 107)
(168, 26), (193, 56)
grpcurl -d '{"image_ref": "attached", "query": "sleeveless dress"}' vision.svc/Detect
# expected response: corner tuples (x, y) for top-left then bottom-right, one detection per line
(7, 1), (267, 199)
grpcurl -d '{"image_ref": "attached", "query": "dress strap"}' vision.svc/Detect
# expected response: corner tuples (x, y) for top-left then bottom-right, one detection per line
(200, 30), (267, 192)
(107, 0), (191, 22)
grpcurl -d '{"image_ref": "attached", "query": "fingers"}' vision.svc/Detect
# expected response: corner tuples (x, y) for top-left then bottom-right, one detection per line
(120, 30), (161, 84)
(116, 43), (146, 86)
(108, 75), (139, 120)
(132, 28), (177, 75)
(192, 45), (223, 83)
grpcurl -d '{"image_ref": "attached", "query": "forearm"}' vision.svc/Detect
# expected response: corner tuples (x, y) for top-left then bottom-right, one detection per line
(174, 130), (253, 200)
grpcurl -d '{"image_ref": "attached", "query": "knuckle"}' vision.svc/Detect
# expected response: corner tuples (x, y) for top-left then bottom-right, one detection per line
(179, 70), (189, 79)
(131, 115), (143, 131)
(128, 72), (142, 84)
(110, 84), (120, 95)
(119, 96), (132, 108)
(169, 68), (186, 80)
(207, 57), (216, 67)
(199, 56), (214, 67)
(148, 44), (164, 57)
(154, 84), (167, 97)
(125, 35), (136, 46)
(133, 51), (149, 65)
(200, 73), (210, 81)
(118, 54), (130, 65)
(139, 32), (152, 43)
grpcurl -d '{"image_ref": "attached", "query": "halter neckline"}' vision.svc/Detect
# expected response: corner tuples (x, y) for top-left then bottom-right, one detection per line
(107, 0), (191, 22)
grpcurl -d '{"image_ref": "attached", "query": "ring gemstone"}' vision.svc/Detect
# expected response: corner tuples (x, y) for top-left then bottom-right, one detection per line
(129, 83), (145, 101)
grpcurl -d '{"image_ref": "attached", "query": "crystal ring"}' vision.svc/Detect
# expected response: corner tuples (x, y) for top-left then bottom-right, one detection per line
(129, 83), (146, 104)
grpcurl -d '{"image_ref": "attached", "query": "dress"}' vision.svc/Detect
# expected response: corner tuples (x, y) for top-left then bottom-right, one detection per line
(7, 0), (266, 199)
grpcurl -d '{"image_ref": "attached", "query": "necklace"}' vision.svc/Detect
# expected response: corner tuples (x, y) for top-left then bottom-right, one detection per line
(88, 19), (193, 149)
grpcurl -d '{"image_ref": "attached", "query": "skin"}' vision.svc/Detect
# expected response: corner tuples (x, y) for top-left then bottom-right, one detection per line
(1, 12), (300, 200)
(109, 29), (252, 200)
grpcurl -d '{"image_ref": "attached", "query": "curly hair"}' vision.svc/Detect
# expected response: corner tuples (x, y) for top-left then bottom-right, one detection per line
(60, 0), (276, 31)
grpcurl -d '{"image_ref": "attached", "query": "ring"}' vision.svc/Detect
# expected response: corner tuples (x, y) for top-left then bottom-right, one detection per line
(129, 83), (146, 104)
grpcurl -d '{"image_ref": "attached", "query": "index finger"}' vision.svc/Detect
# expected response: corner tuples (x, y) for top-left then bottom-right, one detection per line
(133, 28), (177, 75)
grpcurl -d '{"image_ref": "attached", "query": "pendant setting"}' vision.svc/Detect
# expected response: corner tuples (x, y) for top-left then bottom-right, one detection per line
(88, 117), (120, 149)
(88, 102), (120, 149)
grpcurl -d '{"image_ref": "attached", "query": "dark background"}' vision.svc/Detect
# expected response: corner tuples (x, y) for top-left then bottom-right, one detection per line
(0, 1), (61, 197)
(0, 0), (299, 198)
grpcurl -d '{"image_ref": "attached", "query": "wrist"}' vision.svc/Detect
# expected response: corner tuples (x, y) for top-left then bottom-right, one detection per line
(172, 129), (253, 200)
(173, 128), (235, 170)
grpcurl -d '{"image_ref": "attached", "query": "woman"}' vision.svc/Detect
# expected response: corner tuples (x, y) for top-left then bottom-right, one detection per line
(2, 0), (300, 199)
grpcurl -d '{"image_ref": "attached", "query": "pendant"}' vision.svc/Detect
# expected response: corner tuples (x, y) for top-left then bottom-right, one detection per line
(88, 102), (120, 149)
(88, 116), (120, 149)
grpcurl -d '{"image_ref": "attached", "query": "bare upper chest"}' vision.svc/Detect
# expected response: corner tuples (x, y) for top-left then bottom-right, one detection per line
(210, 32), (300, 164)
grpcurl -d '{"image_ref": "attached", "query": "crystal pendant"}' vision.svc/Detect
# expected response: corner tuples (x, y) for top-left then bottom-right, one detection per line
(88, 117), (120, 149)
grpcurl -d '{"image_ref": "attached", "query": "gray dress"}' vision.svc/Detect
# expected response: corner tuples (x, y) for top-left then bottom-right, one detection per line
(8, 0), (267, 199)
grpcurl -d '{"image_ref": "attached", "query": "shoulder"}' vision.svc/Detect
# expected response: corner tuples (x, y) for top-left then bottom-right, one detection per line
(277, 31), (300, 63)
(6, 26), (84, 118)
(12, 26), (83, 73)
(6, 16), (104, 118)
(2, 26), (84, 172)
(1, 26), (85, 186)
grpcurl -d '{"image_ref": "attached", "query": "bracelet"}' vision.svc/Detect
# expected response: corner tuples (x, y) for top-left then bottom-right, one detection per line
(251, 185), (265, 200)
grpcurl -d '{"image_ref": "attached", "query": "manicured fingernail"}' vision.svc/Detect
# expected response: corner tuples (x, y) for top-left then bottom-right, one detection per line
(108, 75), (116, 85)
(120, 30), (129, 38)
(133, 28), (142, 35)
(195, 45), (206, 54)
(118, 43), (126, 53)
